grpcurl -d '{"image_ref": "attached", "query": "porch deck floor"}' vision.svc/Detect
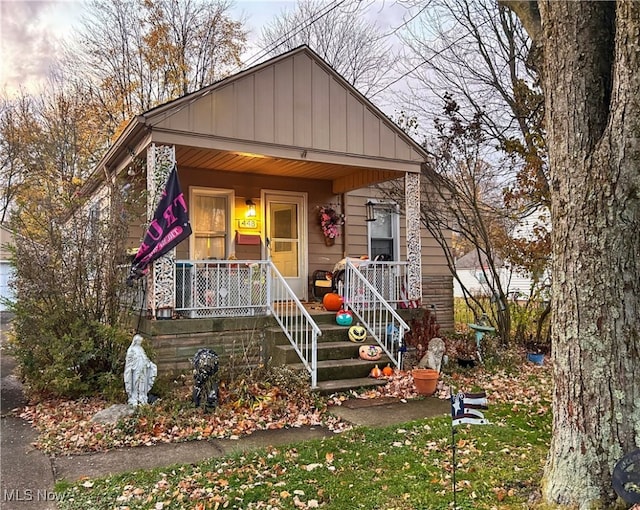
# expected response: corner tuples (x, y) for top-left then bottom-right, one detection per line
(272, 300), (333, 317)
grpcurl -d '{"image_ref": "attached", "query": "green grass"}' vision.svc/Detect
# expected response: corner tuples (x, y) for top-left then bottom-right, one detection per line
(55, 400), (551, 509)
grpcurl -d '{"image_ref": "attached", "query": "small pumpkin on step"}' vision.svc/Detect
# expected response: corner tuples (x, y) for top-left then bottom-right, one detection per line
(369, 364), (383, 378)
(382, 364), (394, 377)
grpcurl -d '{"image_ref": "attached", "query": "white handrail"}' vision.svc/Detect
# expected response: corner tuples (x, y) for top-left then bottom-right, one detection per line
(266, 261), (322, 388)
(342, 258), (410, 368)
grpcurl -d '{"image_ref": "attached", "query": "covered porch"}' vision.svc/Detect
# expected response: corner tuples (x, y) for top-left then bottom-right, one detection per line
(96, 46), (430, 387)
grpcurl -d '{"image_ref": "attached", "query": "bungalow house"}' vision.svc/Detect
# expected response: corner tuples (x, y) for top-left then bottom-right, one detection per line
(80, 45), (453, 390)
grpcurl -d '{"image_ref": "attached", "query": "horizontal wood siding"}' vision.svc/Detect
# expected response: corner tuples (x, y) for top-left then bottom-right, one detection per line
(422, 275), (454, 332)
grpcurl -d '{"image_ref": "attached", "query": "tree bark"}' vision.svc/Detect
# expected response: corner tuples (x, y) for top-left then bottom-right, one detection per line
(536, 1), (640, 507)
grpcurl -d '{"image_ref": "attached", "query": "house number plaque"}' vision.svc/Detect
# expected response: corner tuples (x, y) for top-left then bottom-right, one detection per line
(238, 219), (259, 229)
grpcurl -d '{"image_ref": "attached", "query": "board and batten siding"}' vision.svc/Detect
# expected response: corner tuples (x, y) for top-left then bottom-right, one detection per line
(153, 51), (424, 165)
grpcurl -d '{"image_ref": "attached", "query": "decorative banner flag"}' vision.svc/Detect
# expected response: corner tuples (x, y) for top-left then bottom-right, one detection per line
(399, 282), (420, 309)
(127, 165), (191, 284)
(451, 390), (489, 426)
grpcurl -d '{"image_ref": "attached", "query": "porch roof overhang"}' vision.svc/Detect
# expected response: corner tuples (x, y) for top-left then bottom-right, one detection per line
(94, 118), (420, 195)
(154, 130), (419, 195)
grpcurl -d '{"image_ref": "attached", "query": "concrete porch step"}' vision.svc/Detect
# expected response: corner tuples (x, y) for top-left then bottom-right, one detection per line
(265, 306), (415, 394)
(314, 377), (388, 395)
(266, 324), (353, 345)
(272, 341), (371, 364)
(289, 357), (392, 381)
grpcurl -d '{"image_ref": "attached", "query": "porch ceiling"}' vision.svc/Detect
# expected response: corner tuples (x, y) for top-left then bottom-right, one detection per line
(174, 144), (406, 194)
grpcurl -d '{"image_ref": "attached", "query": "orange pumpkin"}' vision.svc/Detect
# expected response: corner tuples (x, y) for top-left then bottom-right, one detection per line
(369, 364), (382, 378)
(322, 292), (343, 312)
(382, 364), (394, 377)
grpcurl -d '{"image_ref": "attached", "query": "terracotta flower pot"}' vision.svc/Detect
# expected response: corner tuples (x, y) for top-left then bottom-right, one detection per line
(412, 369), (439, 396)
(324, 236), (335, 246)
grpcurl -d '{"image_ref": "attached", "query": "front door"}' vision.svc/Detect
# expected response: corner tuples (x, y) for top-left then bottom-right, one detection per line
(263, 191), (307, 299)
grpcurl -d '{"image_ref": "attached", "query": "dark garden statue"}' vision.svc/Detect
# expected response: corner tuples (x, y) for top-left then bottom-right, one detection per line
(191, 349), (220, 409)
(124, 334), (158, 406)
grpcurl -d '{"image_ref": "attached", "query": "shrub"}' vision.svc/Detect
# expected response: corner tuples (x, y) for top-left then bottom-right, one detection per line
(8, 315), (130, 398)
(6, 175), (143, 399)
(402, 307), (441, 367)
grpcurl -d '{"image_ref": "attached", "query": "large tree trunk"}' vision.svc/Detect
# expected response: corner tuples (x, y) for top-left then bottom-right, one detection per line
(539, 1), (640, 507)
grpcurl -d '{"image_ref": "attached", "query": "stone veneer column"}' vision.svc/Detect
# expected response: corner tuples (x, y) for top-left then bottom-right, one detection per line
(405, 172), (422, 302)
(145, 144), (177, 317)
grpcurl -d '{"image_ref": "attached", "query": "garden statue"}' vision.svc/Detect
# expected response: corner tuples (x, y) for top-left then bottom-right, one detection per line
(191, 348), (220, 409)
(124, 334), (157, 406)
(418, 337), (446, 373)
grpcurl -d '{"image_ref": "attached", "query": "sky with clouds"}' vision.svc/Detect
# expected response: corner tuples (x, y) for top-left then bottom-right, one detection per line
(0, 0), (305, 96)
(0, 0), (407, 97)
(1, 0), (75, 94)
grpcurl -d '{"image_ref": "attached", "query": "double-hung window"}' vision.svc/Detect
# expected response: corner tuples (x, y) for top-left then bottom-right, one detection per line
(368, 202), (400, 260)
(190, 188), (234, 260)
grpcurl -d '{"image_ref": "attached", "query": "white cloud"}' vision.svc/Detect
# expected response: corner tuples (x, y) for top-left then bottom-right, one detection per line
(0, 0), (82, 96)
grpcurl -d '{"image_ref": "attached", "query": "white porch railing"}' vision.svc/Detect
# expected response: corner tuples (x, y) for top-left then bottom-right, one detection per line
(170, 258), (410, 383)
(175, 260), (269, 317)
(174, 259), (321, 387)
(341, 258), (410, 368)
(267, 261), (322, 388)
(332, 259), (415, 308)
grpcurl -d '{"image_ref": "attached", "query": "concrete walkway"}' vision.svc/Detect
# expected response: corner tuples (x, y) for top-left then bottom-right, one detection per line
(1, 322), (449, 509)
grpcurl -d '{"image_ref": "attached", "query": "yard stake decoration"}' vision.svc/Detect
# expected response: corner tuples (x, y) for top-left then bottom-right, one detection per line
(450, 387), (489, 509)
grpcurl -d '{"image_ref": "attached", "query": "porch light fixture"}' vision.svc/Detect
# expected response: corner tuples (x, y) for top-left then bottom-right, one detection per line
(365, 200), (376, 222)
(245, 199), (257, 218)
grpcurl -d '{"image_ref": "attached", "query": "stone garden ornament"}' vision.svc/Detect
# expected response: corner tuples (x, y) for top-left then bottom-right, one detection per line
(124, 334), (158, 406)
(418, 337), (446, 373)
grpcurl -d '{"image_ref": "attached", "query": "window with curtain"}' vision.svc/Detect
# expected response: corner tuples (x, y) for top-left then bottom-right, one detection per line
(192, 192), (229, 260)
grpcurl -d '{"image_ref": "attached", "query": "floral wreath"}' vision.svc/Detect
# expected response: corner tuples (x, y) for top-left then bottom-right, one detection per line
(318, 205), (344, 239)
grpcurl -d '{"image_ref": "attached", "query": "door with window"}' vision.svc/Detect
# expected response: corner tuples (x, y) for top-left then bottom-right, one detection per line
(368, 202), (400, 301)
(264, 191), (307, 298)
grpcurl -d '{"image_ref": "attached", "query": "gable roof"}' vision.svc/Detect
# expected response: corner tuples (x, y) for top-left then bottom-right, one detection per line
(142, 45), (427, 160)
(455, 250), (503, 270)
(86, 45), (428, 195)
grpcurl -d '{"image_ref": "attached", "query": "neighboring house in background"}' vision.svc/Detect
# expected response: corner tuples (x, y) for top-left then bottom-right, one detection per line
(0, 224), (15, 320)
(76, 45), (454, 385)
(453, 250), (506, 298)
(454, 208), (550, 301)
(453, 250), (529, 299)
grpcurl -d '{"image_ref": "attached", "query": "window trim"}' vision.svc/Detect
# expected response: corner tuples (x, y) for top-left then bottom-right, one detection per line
(367, 200), (400, 261)
(189, 187), (235, 260)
